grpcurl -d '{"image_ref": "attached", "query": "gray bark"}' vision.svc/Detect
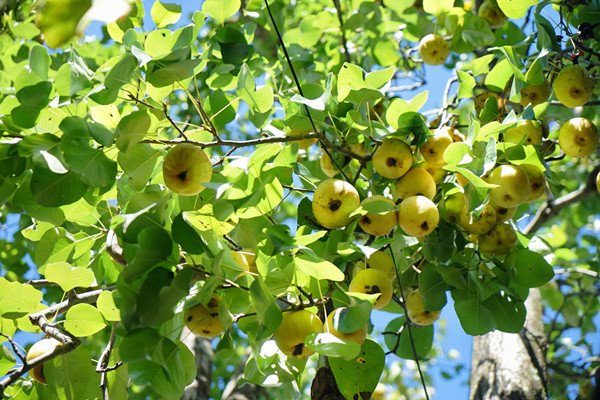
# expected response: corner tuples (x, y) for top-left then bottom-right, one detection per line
(181, 327), (214, 400)
(469, 289), (548, 400)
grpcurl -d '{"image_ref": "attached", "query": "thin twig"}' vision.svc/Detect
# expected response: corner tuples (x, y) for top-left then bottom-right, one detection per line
(97, 323), (122, 400)
(332, 0), (351, 63)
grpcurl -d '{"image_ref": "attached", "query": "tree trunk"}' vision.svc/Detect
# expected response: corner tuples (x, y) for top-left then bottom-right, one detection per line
(181, 328), (214, 400)
(469, 289), (548, 400)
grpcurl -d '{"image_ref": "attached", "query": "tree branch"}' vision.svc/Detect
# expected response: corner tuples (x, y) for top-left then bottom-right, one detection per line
(96, 323), (122, 400)
(523, 165), (600, 235)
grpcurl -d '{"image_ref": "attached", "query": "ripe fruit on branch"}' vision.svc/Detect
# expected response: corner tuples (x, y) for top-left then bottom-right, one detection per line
(26, 338), (62, 384)
(504, 120), (543, 146)
(324, 309), (368, 345)
(354, 250), (397, 280)
(519, 81), (551, 107)
(478, 0), (508, 29)
(492, 204), (516, 223)
(184, 294), (224, 338)
(312, 179), (360, 229)
(420, 130), (453, 167)
(349, 268), (393, 310)
(478, 222), (517, 257)
(393, 167), (437, 200)
(398, 195), (439, 237)
(519, 164), (546, 202)
(162, 143), (212, 196)
(372, 138), (413, 179)
(274, 310), (323, 359)
(358, 195), (398, 236)
(231, 249), (258, 274)
(405, 289), (441, 326)
(288, 127), (318, 149)
(320, 152), (339, 178)
(444, 192), (466, 224)
(459, 203), (497, 235)
(484, 165), (530, 208)
(553, 65), (595, 108)
(418, 33), (450, 66)
(558, 118), (599, 157)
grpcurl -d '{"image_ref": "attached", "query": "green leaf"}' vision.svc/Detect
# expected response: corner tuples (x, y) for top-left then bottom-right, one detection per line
(202, 0), (241, 25)
(497, 0), (538, 19)
(295, 252), (345, 282)
(45, 262), (95, 292)
(513, 249), (554, 288)
(386, 91), (429, 129)
(330, 302), (372, 334)
(452, 289), (495, 335)
(120, 328), (195, 399)
(64, 303), (107, 337)
(44, 345), (101, 399)
(418, 264), (448, 311)
(29, 45), (51, 81)
(97, 291), (121, 322)
(461, 14), (495, 48)
(172, 213), (211, 255)
(147, 59), (203, 87)
(36, 0), (92, 48)
(0, 277), (43, 317)
(249, 278), (282, 340)
(456, 71), (475, 99)
(237, 64), (274, 113)
(122, 227), (173, 283)
(115, 111), (152, 154)
(383, 316), (434, 360)
(151, 1), (181, 27)
(117, 144), (160, 191)
(423, 0), (454, 15)
(329, 340), (385, 400)
(305, 332), (362, 360)
(30, 168), (87, 207)
(0, 345), (16, 377)
(483, 291), (526, 333)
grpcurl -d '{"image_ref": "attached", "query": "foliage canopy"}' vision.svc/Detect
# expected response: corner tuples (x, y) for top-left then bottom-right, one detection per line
(0, 0), (599, 399)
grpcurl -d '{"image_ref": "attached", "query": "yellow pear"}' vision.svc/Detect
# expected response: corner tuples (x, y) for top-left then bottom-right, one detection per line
(418, 33), (450, 66)
(372, 138), (413, 179)
(519, 81), (550, 107)
(558, 118), (599, 157)
(162, 143), (212, 196)
(349, 268), (394, 310)
(504, 120), (543, 146)
(274, 310), (323, 359)
(420, 130), (453, 166)
(478, 222), (517, 257)
(459, 203), (497, 235)
(354, 250), (397, 280)
(393, 167), (437, 200)
(405, 289), (441, 326)
(478, 0), (508, 28)
(519, 164), (546, 202)
(26, 338), (62, 384)
(398, 195), (439, 237)
(553, 65), (595, 108)
(288, 128), (318, 149)
(492, 204), (516, 223)
(444, 192), (466, 224)
(184, 294), (224, 338)
(231, 249), (258, 274)
(484, 165), (530, 208)
(312, 179), (360, 229)
(358, 195), (398, 236)
(324, 309), (368, 346)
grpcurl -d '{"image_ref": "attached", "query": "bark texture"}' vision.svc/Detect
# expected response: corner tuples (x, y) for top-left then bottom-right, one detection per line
(181, 328), (214, 400)
(470, 289), (548, 400)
